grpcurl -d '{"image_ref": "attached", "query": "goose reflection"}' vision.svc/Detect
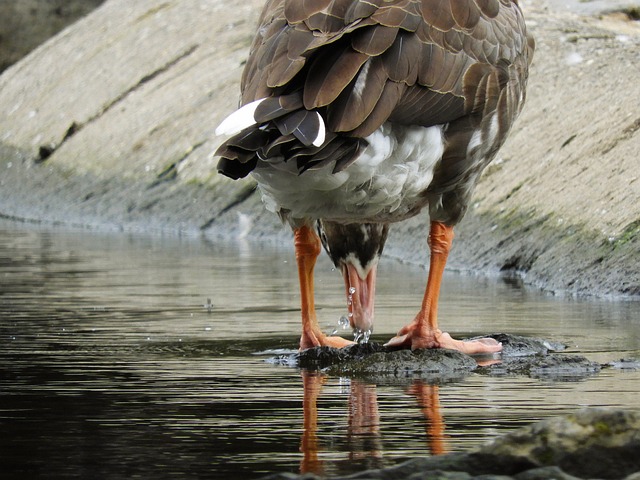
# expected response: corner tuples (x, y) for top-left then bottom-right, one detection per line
(300, 371), (448, 475)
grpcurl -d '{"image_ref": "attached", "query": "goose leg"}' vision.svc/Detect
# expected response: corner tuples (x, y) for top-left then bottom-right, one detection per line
(386, 221), (502, 354)
(295, 225), (354, 350)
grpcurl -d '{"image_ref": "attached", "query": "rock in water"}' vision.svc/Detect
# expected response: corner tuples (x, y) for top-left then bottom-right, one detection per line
(264, 408), (640, 479)
(477, 408), (640, 479)
(282, 334), (601, 382)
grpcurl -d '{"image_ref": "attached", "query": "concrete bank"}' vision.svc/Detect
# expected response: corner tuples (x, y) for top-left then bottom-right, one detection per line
(0, 0), (105, 72)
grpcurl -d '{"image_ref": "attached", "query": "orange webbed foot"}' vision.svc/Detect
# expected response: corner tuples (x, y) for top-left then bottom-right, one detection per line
(300, 332), (355, 351)
(385, 327), (502, 355)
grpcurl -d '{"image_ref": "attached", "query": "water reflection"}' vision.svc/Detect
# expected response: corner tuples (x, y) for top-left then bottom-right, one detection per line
(299, 372), (447, 476)
(1, 221), (640, 479)
(409, 382), (447, 456)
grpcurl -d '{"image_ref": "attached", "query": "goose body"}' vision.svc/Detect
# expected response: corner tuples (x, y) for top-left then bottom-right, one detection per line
(216, 0), (534, 351)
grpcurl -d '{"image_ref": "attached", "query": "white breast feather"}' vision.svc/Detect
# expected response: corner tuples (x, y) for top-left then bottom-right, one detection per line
(252, 123), (445, 223)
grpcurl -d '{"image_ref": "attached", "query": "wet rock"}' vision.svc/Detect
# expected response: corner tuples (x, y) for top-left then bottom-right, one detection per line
(609, 358), (640, 370)
(295, 342), (386, 370)
(486, 333), (565, 357)
(264, 409), (640, 480)
(279, 334), (600, 382)
(514, 466), (583, 480)
(473, 334), (599, 380)
(477, 353), (601, 380)
(327, 347), (477, 382)
(474, 334), (600, 380)
(293, 343), (476, 383)
(476, 408), (640, 479)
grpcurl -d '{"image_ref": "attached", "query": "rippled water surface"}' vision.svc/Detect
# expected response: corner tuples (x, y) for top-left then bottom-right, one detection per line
(1, 221), (639, 479)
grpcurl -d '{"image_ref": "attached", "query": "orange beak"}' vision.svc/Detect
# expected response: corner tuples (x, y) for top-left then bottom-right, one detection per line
(342, 262), (377, 337)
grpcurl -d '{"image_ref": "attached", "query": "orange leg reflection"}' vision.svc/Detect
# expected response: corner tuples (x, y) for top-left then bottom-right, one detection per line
(347, 381), (382, 463)
(408, 382), (448, 455)
(300, 371), (326, 475)
(300, 374), (449, 476)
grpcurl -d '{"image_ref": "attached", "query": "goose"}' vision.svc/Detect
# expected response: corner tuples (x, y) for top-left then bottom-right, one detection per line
(215, 0), (534, 353)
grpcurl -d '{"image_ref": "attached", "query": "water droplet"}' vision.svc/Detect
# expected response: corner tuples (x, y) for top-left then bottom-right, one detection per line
(204, 298), (213, 313)
(329, 316), (351, 336)
(353, 328), (372, 344)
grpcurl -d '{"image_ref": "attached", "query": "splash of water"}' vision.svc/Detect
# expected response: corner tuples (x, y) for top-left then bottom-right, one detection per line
(353, 328), (372, 344)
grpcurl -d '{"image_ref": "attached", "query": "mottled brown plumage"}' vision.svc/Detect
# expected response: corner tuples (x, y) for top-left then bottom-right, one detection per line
(215, 0), (534, 351)
(218, 0), (533, 223)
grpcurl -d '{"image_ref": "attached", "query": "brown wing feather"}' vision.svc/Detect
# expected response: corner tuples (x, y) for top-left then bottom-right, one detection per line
(370, 1), (422, 30)
(351, 25), (399, 56)
(451, 0), (481, 27)
(349, 81), (407, 137)
(345, 0), (385, 23)
(391, 87), (465, 126)
(284, 0), (332, 23)
(474, 0), (500, 18)
(304, 43), (370, 109)
(381, 30), (421, 84)
(219, 0), (533, 185)
(420, 0), (456, 31)
(326, 55), (389, 132)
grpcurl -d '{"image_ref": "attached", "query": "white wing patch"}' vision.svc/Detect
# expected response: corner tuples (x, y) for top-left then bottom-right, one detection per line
(215, 98), (266, 136)
(216, 98), (326, 148)
(312, 111), (326, 147)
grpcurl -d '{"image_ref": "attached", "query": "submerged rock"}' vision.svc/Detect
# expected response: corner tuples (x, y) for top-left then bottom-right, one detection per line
(264, 409), (640, 480)
(275, 334), (600, 382)
(485, 333), (566, 357)
(294, 343), (475, 382)
(476, 352), (602, 380)
(609, 358), (640, 371)
(325, 348), (477, 382)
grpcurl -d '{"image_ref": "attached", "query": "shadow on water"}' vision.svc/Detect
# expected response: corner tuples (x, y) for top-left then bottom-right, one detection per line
(1, 220), (640, 479)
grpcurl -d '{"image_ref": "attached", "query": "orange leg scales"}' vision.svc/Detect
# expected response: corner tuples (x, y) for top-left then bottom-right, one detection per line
(385, 221), (502, 355)
(295, 225), (354, 350)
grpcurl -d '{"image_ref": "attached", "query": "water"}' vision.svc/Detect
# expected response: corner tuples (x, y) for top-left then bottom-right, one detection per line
(1, 222), (639, 479)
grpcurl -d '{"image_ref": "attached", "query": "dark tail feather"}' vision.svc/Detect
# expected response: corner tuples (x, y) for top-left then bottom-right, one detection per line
(216, 93), (361, 180)
(217, 156), (257, 180)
